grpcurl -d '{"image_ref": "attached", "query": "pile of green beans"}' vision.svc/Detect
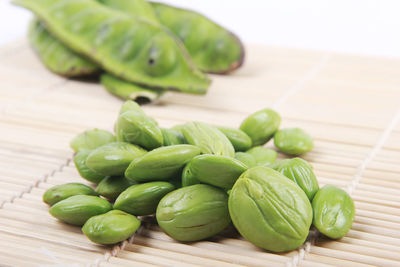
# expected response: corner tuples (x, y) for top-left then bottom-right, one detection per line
(43, 101), (355, 252)
(14, 0), (245, 102)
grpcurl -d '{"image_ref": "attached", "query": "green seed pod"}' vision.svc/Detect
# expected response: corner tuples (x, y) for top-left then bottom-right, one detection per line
(229, 166), (312, 252)
(86, 142), (146, 176)
(116, 110), (163, 150)
(312, 185), (355, 239)
(234, 152), (257, 168)
(181, 122), (235, 157)
(125, 145), (201, 182)
(82, 210), (141, 245)
(188, 155), (248, 189)
(28, 19), (99, 77)
(161, 128), (186, 146)
(271, 158), (319, 201)
(70, 129), (115, 153)
(216, 126), (252, 152)
(246, 146), (277, 166)
(101, 74), (165, 103)
(49, 195), (112, 226)
(240, 108), (281, 146)
(98, 0), (159, 23)
(156, 184), (230, 241)
(73, 150), (106, 183)
(95, 176), (136, 201)
(274, 128), (313, 156)
(150, 2), (244, 74)
(13, 0), (210, 94)
(181, 163), (200, 187)
(43, 183), (98, 206)
(114, 182), (175, 216)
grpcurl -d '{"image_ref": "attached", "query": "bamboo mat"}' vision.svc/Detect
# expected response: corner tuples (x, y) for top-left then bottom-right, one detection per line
(1, 38), (400, 267)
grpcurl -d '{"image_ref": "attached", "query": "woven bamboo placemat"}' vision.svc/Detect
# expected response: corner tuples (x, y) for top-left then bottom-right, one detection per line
(0, 39), (399, 267)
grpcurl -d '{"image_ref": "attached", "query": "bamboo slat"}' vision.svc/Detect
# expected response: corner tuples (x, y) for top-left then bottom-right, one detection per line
(0, 38), (399, 266)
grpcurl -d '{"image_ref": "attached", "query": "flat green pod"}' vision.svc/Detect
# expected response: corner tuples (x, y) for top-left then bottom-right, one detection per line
(272, 158), (319, 201)
(274, 128), (313, 156)
(246, 146), (277, 166)
(156, 184), (231, 241)
(101, 73), (165, 103)
(125, 145), (201, 182)
(98, 0), (159, 23)
(240, 108), (281, 146)
(70, 128), (115, 153)
(114, 182), (175, 216)
(188, 155), (248, 189)
(216, 126), (252, 152)
(49, 195), (112, 226)
(14, 0), (210, 94)
(43, 183), (98, 206)
(312, 185), (355, 239)
(73, 150), (106, 184)
(234, 152), (257, 168)
(229, 166), (312, 252)
(95, 176), (136, 201)
(28, 19), (99, 77)
(150, 2), (244, 74)
(181, 122), (235, 157)
(161, 128), (186, 146)
(82, 210), (141, 245)
(116, 110), (163, 150)
(86, 142), (147, 176)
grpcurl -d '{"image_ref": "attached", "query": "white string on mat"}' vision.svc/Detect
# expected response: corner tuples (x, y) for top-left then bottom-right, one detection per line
(347, 109), (400, 196)
(91, 225), (145, 267)
(91, 252), (111, 267)
(40, 246), (61, 264)
(272, 52), (331, 110)
(0, 157), (71, 210)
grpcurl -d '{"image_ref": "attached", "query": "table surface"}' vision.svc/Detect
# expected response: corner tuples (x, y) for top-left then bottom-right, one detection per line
(0, 38), (400, 266)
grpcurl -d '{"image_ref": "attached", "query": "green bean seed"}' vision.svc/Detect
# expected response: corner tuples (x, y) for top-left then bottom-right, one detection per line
(82, 210), (141, 245)
(274, 128), (313, 156)
(43, 183), (98, 206)
(312, 185), (355, 239)
(114, 182), (175, 216)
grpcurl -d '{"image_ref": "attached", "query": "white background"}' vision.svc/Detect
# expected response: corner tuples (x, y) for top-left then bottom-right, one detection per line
(2, 0), (400, 58)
